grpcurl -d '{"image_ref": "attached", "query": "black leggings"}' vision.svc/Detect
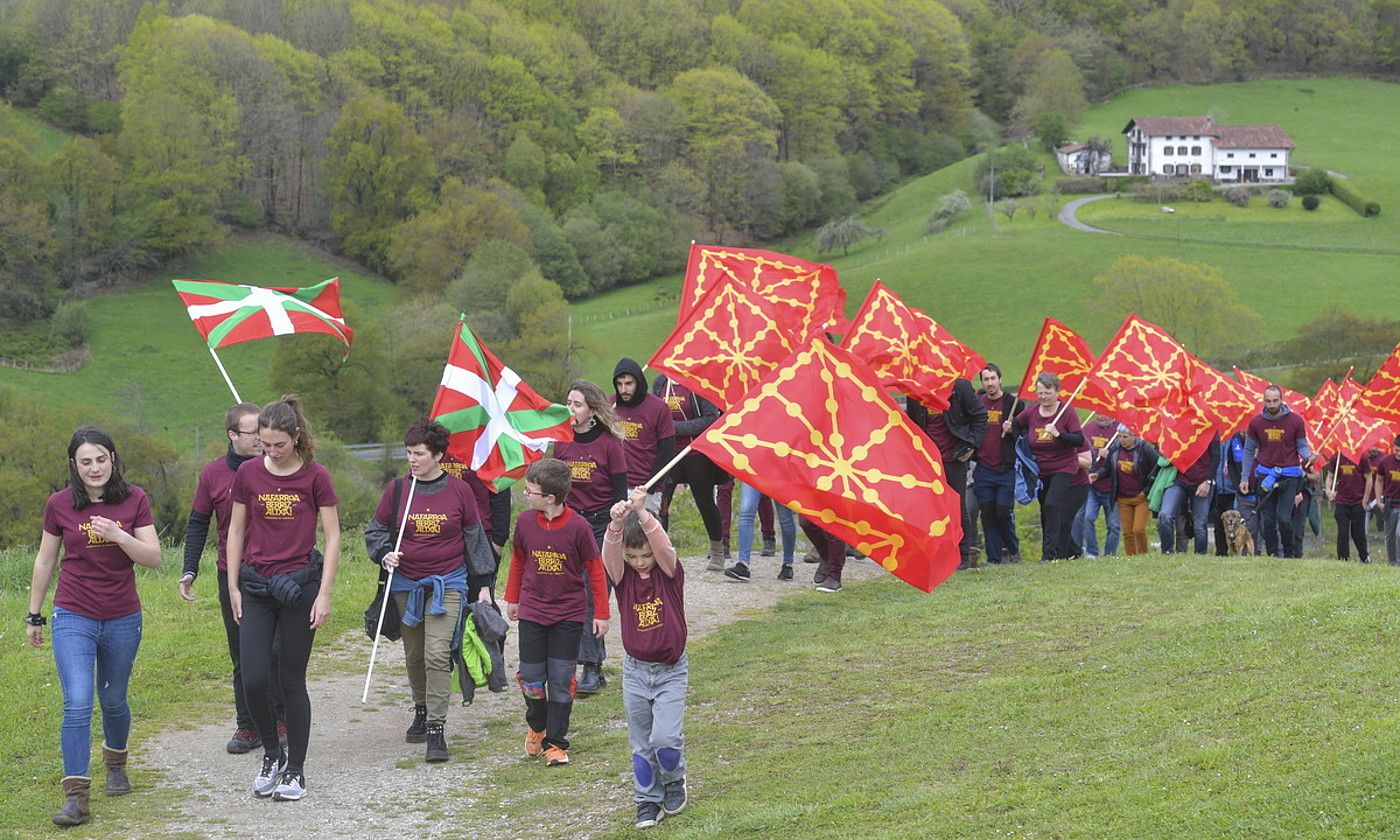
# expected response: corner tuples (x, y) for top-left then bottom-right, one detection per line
(240, 584), (317, 772)
(1039, 473), (1088, 561)
(518, 619), (584, 751)
(659, 451), (723, 541)
(219, 570), (283, 730)
(1335, 502), (1368, 561)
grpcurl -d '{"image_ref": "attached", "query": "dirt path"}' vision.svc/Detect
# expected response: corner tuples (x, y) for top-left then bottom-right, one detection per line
(141, 551), (881, 838)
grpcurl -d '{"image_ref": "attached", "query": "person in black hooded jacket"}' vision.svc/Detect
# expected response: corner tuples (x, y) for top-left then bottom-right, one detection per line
(610, 358), (676, 513)
(651, 373), (727, 571)
(906, 378), (988, 569)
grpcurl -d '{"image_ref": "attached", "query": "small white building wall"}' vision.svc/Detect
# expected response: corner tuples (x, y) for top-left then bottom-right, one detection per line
(1149, 134), (1213, 177)
(1210, 147), (1290, 181)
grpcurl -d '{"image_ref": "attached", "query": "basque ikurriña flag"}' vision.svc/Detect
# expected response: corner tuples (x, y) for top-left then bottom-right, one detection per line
(172, 278), (353, 352)
(690, 338), (963, 592)
(428, 316), (573, 491)
(679, 244), (848, 340)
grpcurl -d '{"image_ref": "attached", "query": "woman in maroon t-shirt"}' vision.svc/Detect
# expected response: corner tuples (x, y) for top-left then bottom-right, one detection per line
(1326, 454), (1370, 562)
(27, 426), (162, 826)
(1007, 373), (1089, 562)
(227, 396), (340, 803)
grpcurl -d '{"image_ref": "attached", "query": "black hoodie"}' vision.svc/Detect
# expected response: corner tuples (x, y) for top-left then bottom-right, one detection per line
(612, 357), (677, 486)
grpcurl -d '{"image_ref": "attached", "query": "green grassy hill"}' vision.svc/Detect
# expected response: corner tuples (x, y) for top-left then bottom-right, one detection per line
(572, 77), (1400, 390)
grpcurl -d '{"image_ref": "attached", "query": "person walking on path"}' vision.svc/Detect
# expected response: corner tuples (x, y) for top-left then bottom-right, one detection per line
(1007, 373), (1090, 562)
(1240, 386), (1312, 558)
(1326, 453), (1372, 563)
(27, 426), (162, 826)
(907, 378), (988, 569)
(652, 374), (726, 572)
(1073, 414), (1123, 558)
(1089, 427), (1159, 556)
(1158, 437), (1220, 555)
(973, 364), (1025, 564)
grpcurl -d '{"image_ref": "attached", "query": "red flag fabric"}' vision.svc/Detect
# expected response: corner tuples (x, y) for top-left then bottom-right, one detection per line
(1086, 315), (1212, 470)
(1232, 367), (1311, 417)
(679, 244), (848, 340)
(690, 338), (963, 592)
(647, 272), (802, 410)
(1355, 347), (1400, 424)
(1189, 359), (1256, 438)
(1018, 317), (1116, 415)
(840, 281), (968, 411)
(1308, 378), (1341, 432)
(172, 277), (353, 352)
(930, 320), (987, 382)
(1316, 409), (1395, 464)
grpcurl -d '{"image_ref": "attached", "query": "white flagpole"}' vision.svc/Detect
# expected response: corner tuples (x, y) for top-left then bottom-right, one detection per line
(362, 475), (418, 703)
(208, 346), (242, 403)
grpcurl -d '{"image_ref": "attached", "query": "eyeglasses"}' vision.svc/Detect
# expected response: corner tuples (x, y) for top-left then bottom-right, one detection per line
(522, 489), (548, 498)
(232, 429), (259, 437)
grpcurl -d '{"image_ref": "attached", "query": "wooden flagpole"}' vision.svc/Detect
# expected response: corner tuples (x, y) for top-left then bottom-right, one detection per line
(642, 444), (693, 492)
(208, 347), (242, 403)
(362, 475), (418, 703)
(1050, 379), (1089, 427)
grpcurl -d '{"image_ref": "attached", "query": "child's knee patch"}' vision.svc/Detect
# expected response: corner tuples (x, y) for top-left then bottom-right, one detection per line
(633, 753), (654, 787)
(657, 747), (682, 772)
(515, 672), (546, 701)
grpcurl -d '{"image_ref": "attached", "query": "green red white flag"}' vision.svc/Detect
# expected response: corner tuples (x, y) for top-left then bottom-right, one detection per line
(428, 316), (573, 491)
(172, 278), (353, 351)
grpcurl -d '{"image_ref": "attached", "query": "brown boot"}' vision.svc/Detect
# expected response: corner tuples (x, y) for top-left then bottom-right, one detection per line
(52, 776), (91, 826)
(103, 745), (131, 796)
(705, 541), (725, 571)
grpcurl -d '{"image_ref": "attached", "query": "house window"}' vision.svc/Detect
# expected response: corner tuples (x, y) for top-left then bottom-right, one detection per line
(1265, 168), (1273, 176)
(1193, 136), (1200, 140)
(1178, 146), (1188, 155)
(1270, 153), (1277, 158)
(1227, 153), (1235, 158)
(1190, 163), (1201, 174)
(1220, 166), (1232, 173)
(1163, 147), (1173, 156)
(1162, 164), (1174, 175)
(1249, 153), (1256, 158)
(1191, 146), (1201, 155)
(1177, 164), (1190, 175)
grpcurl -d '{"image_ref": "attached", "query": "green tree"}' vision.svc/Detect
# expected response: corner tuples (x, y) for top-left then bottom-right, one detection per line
(815, 215), (886, 255)
(778, 160), (822, 234)
(1092, 255), (1261, 356)
(1013, 49), (1086, 131)
(1035, 111), (1069, 152)
(46, 137), (127, 288)
(386, 178), (531, 294)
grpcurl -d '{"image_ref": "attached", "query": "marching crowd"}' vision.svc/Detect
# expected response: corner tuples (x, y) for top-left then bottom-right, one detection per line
(23, 357), (1400, 830)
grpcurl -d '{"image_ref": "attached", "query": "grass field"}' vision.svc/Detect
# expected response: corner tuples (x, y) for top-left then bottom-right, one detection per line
(6, 105), (74, 158)
(572, 77), (1400, 389)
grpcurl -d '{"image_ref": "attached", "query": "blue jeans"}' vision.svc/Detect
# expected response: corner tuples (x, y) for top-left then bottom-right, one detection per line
(736, 483), (795, 566)
(623, 654), (688, 804)
(1073, 487), (1120, 556)
(1159, 484), (1210, 554)
(973, 464), (1019, 561)
(52, 607), (143, 777)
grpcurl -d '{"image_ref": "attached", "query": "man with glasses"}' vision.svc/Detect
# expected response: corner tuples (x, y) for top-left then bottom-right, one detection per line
(178, 403), (286, 754)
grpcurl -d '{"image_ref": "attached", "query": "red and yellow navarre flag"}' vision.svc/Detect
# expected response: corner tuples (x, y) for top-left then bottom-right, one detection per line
(690, 338), (963, 592)
(840, 281), (972, 411)
(1018, 317), (1116, 415)
(930, 320), (986, 382)
(1232, 367), (1312, 417)
(647, 272), (802, 410)
(1356, 345), (1400, 424)
(1308, 378), (1341, 432)
(679, 244), (848, 340)
(1189, 358), (1256, 438)
(1086, 315), (1212, 470)
(1315, 409), (1395, 463)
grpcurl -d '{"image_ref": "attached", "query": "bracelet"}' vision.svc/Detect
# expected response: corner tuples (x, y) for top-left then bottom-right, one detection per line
(25, 612), (46, 627)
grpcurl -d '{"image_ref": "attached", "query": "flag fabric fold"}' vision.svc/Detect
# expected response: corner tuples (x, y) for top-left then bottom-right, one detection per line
(1018, 317), (1116, 415)
(840, 281), (977, 411)
(1357, 344), (1400, 424)
(679, 244), (848, 340)
(690, 338), (962, 592)
(428, 316), (573, 491)
(172, 278), (354, 352)
(1233, 367), (1312, 417)
(647, 272), (802, 410)
(1189, 358), (1256, 439)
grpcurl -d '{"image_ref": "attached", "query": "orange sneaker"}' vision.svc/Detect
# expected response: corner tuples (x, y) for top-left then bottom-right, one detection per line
(542, 746), (570, 766)
(525, 728), (545, 758)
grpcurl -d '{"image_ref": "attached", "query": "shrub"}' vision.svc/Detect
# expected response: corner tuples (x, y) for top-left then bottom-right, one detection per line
(1129, 181), (1187, 204)
(1226, 188), (1250, 207)
(1185, 179), (1214, 203)
(926, 189), (972, 233)
(1302, 194), (1320, 211)
(974, 146), (1041, 200)
(49, 301), (88, 347)
(1266, 189), (1291, 209)
(1057, 176), (1107, 194)
(1292, 168), (1331, 195)
(1035, 112), (1069, 153)
(1330, 178), (1380, 217)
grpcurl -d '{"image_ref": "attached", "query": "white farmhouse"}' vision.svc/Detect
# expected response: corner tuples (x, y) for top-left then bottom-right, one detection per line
(1122, 116), (1294, 182)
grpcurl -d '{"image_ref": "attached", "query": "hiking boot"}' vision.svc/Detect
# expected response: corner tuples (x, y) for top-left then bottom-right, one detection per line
(252, 753), (285, 798)
(966, 546), (981, 569)
(1007, 553), (1022, 564)
(722, 539), (731, 559)
(405, 704), (428, 743)
(816, 578), (843, 593)
(662, 777), (688, 815)
(761, 538), (776, 557)
(525, 727), (545, 758)
(425, 723), (449, 763)
(226, 728), (261, 754)
(635, 802), (664, 828)
(543, 745), (570, 766)
(272, 769), (306, 801)
(801, 548), (820, 564)
(705, 541), (725, 571)
(813, 557), (828, 585)
(777, 565), (794, 581)
(577, 663), (605, 696)
(52, 776), (90, 826)
(724, 563), (751, 581)
(103, 745), (131, 796)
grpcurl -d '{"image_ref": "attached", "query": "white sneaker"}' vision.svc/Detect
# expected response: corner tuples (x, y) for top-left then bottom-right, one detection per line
(272, 769), (306, 801)
(252, 754), (284, 797)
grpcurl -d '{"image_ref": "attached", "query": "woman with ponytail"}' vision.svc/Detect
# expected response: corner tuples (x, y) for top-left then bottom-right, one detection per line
(226, 395), (341, 802)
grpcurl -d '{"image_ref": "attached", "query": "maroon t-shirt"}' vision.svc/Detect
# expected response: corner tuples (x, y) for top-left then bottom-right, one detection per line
(1332, 456), (1368, 506)
(977, 392), (1009, 469)
(1116, 447), (1147, 498)
(611, 394), (675, 489)
(1177, 447), (1214, 489)
(192, 456), (239, 571)
(920, 410), (957, 455)
(1016, 405), (1086, 476)
(615, 560), (687, 665)
(656, 379), (704, 448)
(507, 508), (606, 625)
(44, 486), (154, 620)
(372, 475), (481, 579)
(1083, 418), (1118, 493)
(555, 430), (627, 514)
(1247, 410), (1308, 469)
(1378, 454), (1400, 503)
(439, 456), (497, 541)
(230, 458), (338, 577)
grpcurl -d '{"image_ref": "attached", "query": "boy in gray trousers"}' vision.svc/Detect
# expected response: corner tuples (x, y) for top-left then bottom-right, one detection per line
(603, 488), (688, 829)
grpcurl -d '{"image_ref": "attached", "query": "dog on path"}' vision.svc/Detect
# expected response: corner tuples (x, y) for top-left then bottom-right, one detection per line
(1221, 509), (1255, 556)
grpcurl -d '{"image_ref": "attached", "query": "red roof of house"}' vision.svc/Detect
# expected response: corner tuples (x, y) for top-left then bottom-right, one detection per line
(1057, 142), (1087, 153)
(1123, 116), (1217, 137)
(1213, 124), (1295, 149)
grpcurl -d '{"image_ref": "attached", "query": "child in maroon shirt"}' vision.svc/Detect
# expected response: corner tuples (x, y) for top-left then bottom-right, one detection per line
(603, 488), (688, 828)
(503, 458), (610, 766)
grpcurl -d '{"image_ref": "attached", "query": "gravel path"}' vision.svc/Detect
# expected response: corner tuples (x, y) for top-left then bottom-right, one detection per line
(140, 550), (883, 838)
(1057, 194), (1117, 234)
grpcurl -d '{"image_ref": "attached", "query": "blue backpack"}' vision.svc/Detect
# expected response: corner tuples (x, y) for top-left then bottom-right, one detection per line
(1013, 435), (1041, 506)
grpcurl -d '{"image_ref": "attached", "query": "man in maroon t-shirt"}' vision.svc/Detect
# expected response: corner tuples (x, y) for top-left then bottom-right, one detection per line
(610, 358), (675, 515)
(1326, 453), (1371, 562)
(1376, 436), (1400, 565)
(1240, 386), (1312, 558)
(973, 364), (1025, 563)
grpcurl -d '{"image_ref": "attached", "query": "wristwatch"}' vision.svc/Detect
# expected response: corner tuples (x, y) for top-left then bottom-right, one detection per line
(25, 612), (46, 626)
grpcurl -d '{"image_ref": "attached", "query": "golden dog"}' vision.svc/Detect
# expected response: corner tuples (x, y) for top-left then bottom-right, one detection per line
(1221, 509), (1255, 556)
